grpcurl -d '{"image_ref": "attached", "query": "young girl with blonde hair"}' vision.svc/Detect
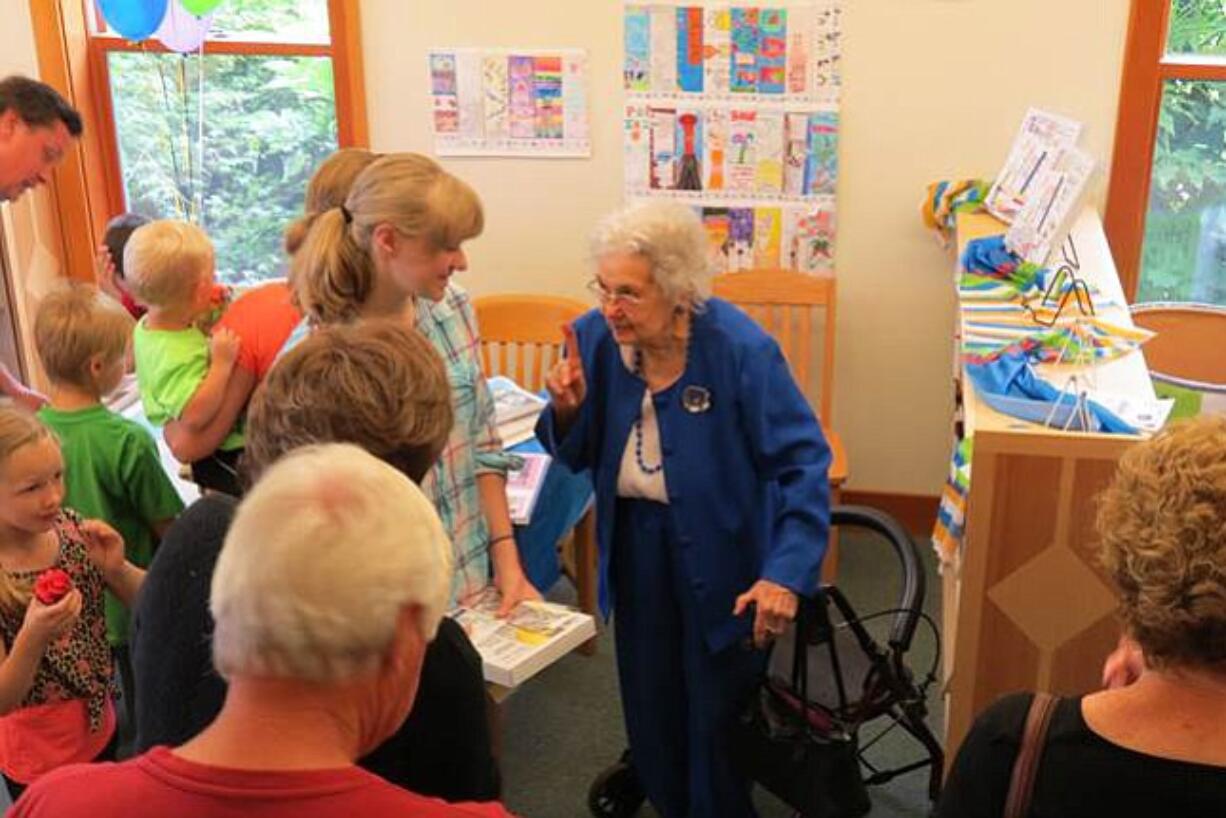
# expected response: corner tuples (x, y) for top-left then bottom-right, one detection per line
(0, 406), (143, 799)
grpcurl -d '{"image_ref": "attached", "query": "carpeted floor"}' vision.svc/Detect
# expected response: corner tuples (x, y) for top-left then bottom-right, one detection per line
(501, 528), (946, 818)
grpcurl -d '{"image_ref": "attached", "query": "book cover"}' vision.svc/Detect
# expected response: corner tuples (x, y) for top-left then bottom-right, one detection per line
(449, 588), (597, 688)
(488, 375), (546, 425)
(507, 452), (552, 525)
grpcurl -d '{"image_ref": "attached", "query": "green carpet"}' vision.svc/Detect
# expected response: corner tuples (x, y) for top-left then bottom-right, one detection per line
(501, 529), (945, 817)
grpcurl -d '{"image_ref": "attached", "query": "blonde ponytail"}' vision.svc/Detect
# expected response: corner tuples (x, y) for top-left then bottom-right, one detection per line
(284, 148), (381, 257)
(288, 207), (376, 326)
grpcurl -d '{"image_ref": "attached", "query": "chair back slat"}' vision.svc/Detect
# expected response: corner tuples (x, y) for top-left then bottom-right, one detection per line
(713, 268), (836, 424)
(474, 294), (589, 394)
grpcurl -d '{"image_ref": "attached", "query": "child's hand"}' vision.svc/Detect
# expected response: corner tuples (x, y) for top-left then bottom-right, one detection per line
(22, 589), (83, 645)
(79, 519), (126, 582)
(10, 384), (48, 413)
(94, 243), (123, 302)
(210, 327), (240, 367)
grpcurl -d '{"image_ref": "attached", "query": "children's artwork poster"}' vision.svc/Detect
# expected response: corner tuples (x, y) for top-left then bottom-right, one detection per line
(697, 203), (835, 274)
(623, 1), (841, 103)
(984, 108), (1083, 224)
(428, 49), (590, 157)
(623, 2), (842, 275)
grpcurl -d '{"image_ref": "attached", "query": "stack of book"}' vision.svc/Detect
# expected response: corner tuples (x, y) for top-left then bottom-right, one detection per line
(489, 375), (547, 446)
(449, 588), (597, 688)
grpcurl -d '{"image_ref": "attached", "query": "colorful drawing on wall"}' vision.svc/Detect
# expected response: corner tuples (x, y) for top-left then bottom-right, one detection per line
(427, 48), (591, 157)
(626, 105), (837, 202)
(787, 206), (837, 273)
(697, 204), (836, 274)
(623, 1), (842, 103)
(625, 2), (841, 277)
(804, 111), (838, 195)
(625, 6), (652, 91)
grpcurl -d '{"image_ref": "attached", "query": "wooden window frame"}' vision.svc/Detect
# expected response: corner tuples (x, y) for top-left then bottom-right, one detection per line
(29, 0), (367, 284)
(1104, 0), (1226, 302)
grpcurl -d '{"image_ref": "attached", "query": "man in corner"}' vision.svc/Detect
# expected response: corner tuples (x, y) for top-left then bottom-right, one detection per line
(0, 74), (82, 411)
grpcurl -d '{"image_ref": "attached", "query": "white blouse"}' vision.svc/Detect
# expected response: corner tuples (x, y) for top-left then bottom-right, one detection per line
(615, 345), (669, 502)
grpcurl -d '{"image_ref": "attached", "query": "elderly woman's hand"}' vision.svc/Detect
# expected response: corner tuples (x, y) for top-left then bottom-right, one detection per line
(733, 579), (799, 648)
(545, 324), (587, 424)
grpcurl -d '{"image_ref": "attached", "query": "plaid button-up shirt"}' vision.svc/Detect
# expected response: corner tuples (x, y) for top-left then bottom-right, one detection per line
(416, 283), (516, 604)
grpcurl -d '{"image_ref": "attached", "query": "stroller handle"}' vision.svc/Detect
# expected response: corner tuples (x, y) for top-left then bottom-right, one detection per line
(828, 504), (926, 652)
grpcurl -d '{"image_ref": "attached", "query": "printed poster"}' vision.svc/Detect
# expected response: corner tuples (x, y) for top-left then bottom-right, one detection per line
(428, 48), (591, 157)
(623, 2), (842, 276)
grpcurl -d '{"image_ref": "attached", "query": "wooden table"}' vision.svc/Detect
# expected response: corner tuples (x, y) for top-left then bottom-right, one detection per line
(942, 208), (1156, 759)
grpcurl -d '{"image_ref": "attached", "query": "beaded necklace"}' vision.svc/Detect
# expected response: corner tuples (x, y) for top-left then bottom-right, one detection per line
(631, 330), (689, 475)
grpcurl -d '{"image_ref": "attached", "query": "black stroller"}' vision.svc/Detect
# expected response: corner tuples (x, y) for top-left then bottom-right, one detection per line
(588, 505), (944, 817)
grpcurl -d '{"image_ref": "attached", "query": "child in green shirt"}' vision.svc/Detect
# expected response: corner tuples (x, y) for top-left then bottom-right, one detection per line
(32, 283), (185, 736)
(123, 220), (244, 495)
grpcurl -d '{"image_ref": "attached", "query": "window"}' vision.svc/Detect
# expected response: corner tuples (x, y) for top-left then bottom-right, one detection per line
(86, 0), (366, 284)
(1105, 0), (1226, 306)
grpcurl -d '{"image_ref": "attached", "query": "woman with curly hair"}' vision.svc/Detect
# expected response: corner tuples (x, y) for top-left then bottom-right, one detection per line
(937, 414), (1226, 817)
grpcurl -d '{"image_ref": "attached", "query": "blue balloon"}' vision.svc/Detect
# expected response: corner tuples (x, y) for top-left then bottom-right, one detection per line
(98, 0), (170, 42)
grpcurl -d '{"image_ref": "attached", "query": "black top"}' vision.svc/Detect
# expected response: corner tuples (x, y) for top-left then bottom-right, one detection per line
(937, 692), (1226, 818)
(131, 494), (500, 801)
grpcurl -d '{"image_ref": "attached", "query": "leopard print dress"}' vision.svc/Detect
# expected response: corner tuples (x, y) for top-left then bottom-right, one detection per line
(0, 510), (115, 732)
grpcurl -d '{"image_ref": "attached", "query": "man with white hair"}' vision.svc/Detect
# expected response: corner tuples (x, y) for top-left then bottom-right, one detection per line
(10, 444), (514, 817)
(0, 74), (82, 410)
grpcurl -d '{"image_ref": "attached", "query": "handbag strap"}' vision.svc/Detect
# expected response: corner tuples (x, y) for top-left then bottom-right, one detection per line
(1003, 692), (1059, 818)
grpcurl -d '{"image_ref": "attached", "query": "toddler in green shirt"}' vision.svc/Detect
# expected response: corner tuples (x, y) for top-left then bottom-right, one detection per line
(32, 283), (185, 731)
(124, 220), (244, 495)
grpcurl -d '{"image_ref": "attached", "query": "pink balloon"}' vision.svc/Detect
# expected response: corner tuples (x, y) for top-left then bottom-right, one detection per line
(155, 2), (213, 53)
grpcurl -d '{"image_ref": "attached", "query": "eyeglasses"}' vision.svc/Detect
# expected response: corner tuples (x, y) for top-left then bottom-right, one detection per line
(586, 278), (645, 308)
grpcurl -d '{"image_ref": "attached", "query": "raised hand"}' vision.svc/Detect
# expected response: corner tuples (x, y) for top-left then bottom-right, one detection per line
(544, 323), (587, 422)
(94, 243), (123, 303)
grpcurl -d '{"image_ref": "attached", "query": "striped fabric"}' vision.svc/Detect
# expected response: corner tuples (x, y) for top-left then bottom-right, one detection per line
(415, 283), (518, 605)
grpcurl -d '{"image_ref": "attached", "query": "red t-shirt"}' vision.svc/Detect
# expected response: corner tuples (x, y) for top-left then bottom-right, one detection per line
(10, 746), (516, 817)
(213, 282), (302, 381)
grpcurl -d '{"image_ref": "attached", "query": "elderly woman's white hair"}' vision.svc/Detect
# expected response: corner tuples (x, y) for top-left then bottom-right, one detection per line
(590, 200), (713, 305)
(210, 443), (453, 683)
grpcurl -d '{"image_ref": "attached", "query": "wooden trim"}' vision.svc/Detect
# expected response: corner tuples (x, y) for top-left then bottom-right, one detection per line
(93, 38), (333, 58)
(86, 37), (125, 217)
(841, 490), (938, 537)
(329, 0), (369, 148)
(30, 0), (108, 282)
(1156, 60), (1226, 81)
(1103, 0), (1168, 302)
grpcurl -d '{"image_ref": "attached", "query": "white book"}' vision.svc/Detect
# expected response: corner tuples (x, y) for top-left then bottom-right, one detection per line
(498, 414), (540, 448)
(506, 452), (551, 525)
(488, 375), (547, 425)
(449, 588), (597, 688)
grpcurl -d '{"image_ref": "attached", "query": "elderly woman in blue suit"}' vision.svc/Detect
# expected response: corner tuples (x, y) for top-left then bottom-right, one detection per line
(539, 200), (832, 818)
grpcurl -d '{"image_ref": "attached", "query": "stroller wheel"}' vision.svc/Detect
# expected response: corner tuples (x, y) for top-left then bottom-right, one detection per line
(587, 752), (646, 818)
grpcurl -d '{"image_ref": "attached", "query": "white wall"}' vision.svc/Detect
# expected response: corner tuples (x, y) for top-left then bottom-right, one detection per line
(361, 0), (1131, 495)
(1, 0), (64, 391)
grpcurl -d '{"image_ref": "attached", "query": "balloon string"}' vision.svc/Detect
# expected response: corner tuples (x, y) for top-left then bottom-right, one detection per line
(195, 37), (206, 229)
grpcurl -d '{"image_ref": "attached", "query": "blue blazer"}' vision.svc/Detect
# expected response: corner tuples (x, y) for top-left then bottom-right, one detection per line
(538, 299), (832, 651)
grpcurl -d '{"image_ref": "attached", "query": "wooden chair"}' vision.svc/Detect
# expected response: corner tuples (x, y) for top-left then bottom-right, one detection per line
(473, 293), (598, 653)
(713, 269), (848, 581)
(474, 294), (590, 393)
(1131, 303), (1226, 387)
